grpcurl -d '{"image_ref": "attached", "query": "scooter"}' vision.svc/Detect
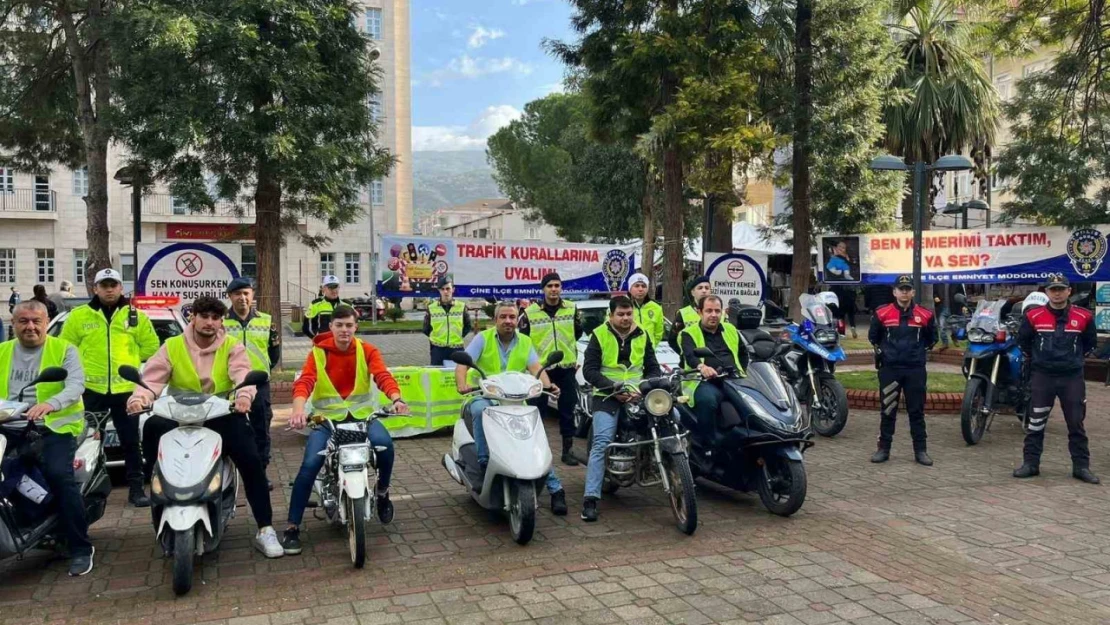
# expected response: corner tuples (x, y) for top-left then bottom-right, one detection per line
(119, 365), (269, 596)
(442, 350), (562, 545)
(306, 412), (391, 569)
(775, 294), (849, 437)
(0, 367), (110, 561)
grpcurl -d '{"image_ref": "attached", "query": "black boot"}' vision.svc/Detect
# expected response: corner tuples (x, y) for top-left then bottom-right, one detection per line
(1074, 467), (1101, 484)
(128, 480), (151, 508)
(914, 450), (933, 466)
(550, 489), (568, 516)
(561, 437), (579, 466)
(870, 447), (890, 463)
(1013, 463), (1040, 478)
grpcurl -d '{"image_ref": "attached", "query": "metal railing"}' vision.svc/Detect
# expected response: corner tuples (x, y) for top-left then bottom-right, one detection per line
(141, 193), (254, 218)
(0, 188), (57, 213)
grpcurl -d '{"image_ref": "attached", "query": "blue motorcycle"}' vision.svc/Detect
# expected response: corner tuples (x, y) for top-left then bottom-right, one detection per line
(774, 294), (850, 437)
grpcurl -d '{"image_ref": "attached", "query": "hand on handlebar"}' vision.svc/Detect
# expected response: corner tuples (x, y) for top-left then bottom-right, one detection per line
(289, 408), (307, 430)
(26, 403), (53, 421)
(546, 385), (561, 398)
(697, 364), (719, 380)
(234, 396), (252, 414)
(126, 397), (150, 415)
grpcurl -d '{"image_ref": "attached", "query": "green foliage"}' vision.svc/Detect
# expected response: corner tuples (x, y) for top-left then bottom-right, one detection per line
(482, 302), (497, 321)
(383, 306), (406, 323)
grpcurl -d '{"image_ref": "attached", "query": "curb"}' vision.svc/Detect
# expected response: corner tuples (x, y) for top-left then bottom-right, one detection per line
(272, 381), (294, 405)
(845, 388), (963, 413)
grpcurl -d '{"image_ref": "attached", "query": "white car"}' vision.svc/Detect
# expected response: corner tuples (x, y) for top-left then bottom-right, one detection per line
(572, 299), (682, 386)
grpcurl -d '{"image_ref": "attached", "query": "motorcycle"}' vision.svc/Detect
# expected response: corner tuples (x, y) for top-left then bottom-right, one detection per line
(351, 293), (385, 321)
(959, 293), (1046, 445)
(774, 294), (849, 437)
(0, 367), (110, 561)
(118, 365), (269, 596)
(442, 350), (563, 545)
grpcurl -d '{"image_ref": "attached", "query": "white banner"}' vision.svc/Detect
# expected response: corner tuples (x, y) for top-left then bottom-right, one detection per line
(137, 242), (242, 309)
(705, 252), (769, 309)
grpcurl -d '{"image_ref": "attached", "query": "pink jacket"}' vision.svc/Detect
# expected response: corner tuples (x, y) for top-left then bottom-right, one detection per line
(130, 326), (257, 405)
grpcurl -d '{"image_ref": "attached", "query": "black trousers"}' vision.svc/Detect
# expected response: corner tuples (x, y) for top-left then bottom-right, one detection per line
(42, 432), (92, 557)
(142, 414), (273, 528)
(429, 344), (460, 367)
(877, 366), (928, 451)
(249, 383), (274, 469)
(547, 367), (579, 440)
(1024, 371), (1089, 467)
(84, 390), (142, 484)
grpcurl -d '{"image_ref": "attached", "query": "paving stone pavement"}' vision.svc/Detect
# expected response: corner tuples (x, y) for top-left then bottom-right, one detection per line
(6, 374), (1110, 624)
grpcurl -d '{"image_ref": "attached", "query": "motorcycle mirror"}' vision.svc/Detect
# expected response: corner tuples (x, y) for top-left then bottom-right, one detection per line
(17, 366), (68, 402)
(450, 351), (474, 367)
(692, 347), (714, 360)
(544, 351), (565, 368)
(237, 370), (270, 390)
(117, 365), (155, 394)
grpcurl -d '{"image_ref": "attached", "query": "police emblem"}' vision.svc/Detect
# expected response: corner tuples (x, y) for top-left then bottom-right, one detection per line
(602, 250), (630, 292)
(1066, 228), (1107, 278)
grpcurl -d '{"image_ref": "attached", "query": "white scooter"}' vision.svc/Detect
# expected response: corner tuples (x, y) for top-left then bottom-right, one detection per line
(119, 365), (269, 596)
(442, 350), (562, 545)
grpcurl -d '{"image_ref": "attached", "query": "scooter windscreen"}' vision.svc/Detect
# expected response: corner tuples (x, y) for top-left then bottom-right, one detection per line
(800, 294), (835, 327)
(0, 401), (29, 422)
(155, 389), (233, 425)
(734, 362), (799, 417)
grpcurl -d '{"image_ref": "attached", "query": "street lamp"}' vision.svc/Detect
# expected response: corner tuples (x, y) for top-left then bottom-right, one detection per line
(942, 198), (990, 229)
(114, 165), (149, 292)
(869, 153), (975, 301)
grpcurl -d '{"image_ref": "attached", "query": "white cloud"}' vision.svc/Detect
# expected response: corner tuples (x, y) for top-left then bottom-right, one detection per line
(422, 54), (533, 86)
(412, 105), (523, 151)
(467, 25), (505, 49)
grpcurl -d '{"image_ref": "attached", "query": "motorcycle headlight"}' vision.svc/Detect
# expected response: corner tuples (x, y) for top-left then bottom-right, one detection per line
(480, 379), (505, 398)
(338, 444), (371, 466)
(488, 409), (539, 440)
(206, 472), (221, 496)
(814, 329), (839, 346)
(644, 389), (673, 417)
(151, 474), (164, 497)
(968, 328), (994, 344)
(167, 402), (212, 423)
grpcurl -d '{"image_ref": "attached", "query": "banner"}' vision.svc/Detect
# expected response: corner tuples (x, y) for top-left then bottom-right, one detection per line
(705, 252), (768, 310)
(137, 242), (242, 309)
(819, 225), (1110, 285)
(377, 235), (643, 298)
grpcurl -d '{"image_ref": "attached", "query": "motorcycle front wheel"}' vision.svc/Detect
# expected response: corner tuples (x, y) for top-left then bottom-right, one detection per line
(810, 374), (849, 437)
(757, 456), (807, 517)
(172, 528), (195, 596)
(507, 479), (536, 545)
(663, 452), (698, 535)
(347, 495), (367, 568)
(960, 377), (989, 445)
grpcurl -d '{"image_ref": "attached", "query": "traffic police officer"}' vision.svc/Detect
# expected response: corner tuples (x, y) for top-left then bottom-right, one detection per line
(668, 275), (711, 355)
(1014, 274), (1099, 483)
(302, 275), (350, 338)
(225, 277), (281, 489)
(868, 275), (937, 466)
(627, 273), (664, 347)
(423, 277), (471, 366)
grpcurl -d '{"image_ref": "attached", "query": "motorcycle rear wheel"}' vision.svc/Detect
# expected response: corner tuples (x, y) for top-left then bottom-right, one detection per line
(663, 452), (698, 535)
(960, 377), (989, 445)
(508, 480), (536, 545)
(810, 375), (849, 437)
(347, 495), (367, 568)
(757, 457), (807, 517)
(172, 528), (195, 596)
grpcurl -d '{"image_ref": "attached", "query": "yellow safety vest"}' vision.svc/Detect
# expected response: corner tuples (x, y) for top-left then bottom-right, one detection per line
(0, 337), (85, 436)
(524, 301), (576, 367)
(224, 312), (272, 372)
(475, 328), (532, 375)
(591, 325), (647, 397)
(680, 322), (745, 407)
(164, 335), (239, 395)
(311, 339), (380, 421)
(678, 306), (700, 327)
(59, 304), (159, 394)
(306, 298), (349, 321)
(635, 300), (664, 346)
(428, 301), (465, 348)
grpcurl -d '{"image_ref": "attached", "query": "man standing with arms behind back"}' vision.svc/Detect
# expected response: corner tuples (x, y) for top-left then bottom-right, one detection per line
(302, 275), (349, 338)
(424, 277), (471, 366)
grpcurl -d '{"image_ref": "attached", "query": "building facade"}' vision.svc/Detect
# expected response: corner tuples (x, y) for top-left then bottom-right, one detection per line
(438, 200), (562, 242)
(416, 199), (513, 237)
(0, 0), (412, 309)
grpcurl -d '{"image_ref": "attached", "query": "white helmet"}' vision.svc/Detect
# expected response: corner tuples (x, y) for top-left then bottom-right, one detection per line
(1021, 291), (1049, 313)
(817, 291), (840, 308)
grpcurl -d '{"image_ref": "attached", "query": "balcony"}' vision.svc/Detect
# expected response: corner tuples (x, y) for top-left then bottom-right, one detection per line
(0, 188), (58, 219)
(140, 193), (256, 223)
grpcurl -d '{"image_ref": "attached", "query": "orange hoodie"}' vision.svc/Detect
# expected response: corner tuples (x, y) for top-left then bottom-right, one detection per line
(293, 332), (401, 401)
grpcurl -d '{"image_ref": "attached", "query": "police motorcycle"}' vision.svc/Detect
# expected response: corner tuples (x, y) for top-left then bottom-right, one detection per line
(0, 368), (110, 561)
(958, 292), (1047, 445)
(677, 306), (813, 517)
(773, 293), (849, 437)
(443, 350), (565, 545)
(118, 365), (268, 596)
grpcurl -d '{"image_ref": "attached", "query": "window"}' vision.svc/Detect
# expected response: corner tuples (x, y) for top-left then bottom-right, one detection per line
(171, 195), (188, 215)
(73, 249), (87, 285)
(320, 253), (336, 280)
(344, 253), (361, 284)
(0, 168), (11, 194)
(368, 93), (383, 122)
(526, 226), (540, 240)
(33, 175), (50, 211)
(120, 253), (135, 283)
(0, 249), (13, 283)
(73, 166), (88, 197)
(365, 8), (382, 39)
(370, 180), (384, 205)
(1023, 61), (1049, 78)
(241, 245), (257, 279)
(994, 73), (1012, 101)
(36, 249), (54, 284)
(955, 172), (970, 199)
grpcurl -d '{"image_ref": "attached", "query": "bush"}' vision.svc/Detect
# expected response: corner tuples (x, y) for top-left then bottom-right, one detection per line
(482, 303), (496, 320)
(384, 306), (406, 322)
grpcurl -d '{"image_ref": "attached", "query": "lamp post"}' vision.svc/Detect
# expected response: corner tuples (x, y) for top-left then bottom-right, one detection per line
(941, 198), (990, 229)
(869, 154), (975, 302)
(114, 165), (149, 293)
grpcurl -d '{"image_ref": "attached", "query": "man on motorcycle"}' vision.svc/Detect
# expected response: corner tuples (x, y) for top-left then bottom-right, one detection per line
(454, 301), (568, 515)
(60, 268), (160, 508)
(668, 276), (711, 356)
(302, 276), (350, 338)
(520, 273), (582, 466)
(224, 278), (281, 490)
(868, 275), (937, 466)
(627, 273), (664, 346)
(284, 305), (408, 554)
(678, 295), (747, 451)
(1, 301), (93, 576)
(127, 296), (283, 558)
(1013, 274), (1099, 483)
(580, 296), (661, 522)
(423, 277), (471, 366)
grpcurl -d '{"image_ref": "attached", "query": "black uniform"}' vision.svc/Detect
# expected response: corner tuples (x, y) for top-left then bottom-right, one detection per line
(520, 302), (583, 441)
(869, 302), (938, 452)
(226, 309), (281, 471)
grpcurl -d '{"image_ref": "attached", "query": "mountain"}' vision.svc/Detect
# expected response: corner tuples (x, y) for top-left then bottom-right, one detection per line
(411, 151), (503, 219)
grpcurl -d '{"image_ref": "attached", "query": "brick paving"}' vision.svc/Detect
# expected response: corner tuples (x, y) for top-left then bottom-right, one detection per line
(5, 367), (1110, 623)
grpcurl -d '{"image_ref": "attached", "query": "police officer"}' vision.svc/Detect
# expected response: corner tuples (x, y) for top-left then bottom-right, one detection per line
(868, 275), (937, 466)
(225, 278), (281, 489)
(59, 268), (159, 507)
(627, 273), (664, 347)
(302, 275), (349, 338)
(423, 277), (471, 366)
(520, 272), (583, 465)
(668, 275), (711, 354)
(1014, 274), (1099, 483)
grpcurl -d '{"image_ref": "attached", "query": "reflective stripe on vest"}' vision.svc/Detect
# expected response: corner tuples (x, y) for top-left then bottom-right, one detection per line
(0, 337), (85, 436)
(474, 328), (532, 379)
(428, 301), (465, 348)
(592, 326), (647, 397)
(224, 313), (272, 372)
(524, 302), (576, 367)
(311, 339), (380, 421)
(164, 335), (238, 395)
(679, 322), (744, 407)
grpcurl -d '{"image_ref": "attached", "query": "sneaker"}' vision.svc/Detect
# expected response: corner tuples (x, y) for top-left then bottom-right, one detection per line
(550, 489), (568, 516)
(281, 527), (303, 555)
(580, 497), (599, 522)
(254, 526), (284, 558)
(870, 448), (890, 463)
(68, 546), (94, 577)
(377, 492), (395, 524)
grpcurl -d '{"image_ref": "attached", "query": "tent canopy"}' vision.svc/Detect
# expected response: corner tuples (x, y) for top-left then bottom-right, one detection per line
(686, 222), (799, 260)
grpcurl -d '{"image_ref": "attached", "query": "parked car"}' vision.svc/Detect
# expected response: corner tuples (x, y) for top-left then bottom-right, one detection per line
(571, 299), (682, 386)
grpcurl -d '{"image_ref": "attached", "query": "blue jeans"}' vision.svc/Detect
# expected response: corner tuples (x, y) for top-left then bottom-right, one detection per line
(584, 410), (617, 499)
(468, 399), (563, 494)
(287, 420), (394, 527)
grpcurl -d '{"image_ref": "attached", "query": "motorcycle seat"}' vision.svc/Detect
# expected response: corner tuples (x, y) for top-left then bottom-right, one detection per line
(741, 329), (779, 361)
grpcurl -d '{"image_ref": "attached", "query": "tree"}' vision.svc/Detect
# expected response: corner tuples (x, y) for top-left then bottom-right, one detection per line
(113, 0), (393, 320)
(0, 0), (118, 288)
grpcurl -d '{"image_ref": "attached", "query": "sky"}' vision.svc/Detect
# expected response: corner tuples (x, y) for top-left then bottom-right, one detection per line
(410, 0), (576, 151)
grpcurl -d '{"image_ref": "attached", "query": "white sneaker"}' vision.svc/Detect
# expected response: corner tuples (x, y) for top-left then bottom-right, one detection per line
(254, 526), (284, 559)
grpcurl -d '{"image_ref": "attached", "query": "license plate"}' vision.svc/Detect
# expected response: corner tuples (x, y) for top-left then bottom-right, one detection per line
(104, 431), (120, 448)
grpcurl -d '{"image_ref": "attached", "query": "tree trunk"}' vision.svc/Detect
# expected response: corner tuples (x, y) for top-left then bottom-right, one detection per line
(255, 160), (283, 365)
(788, 0), (813, 322)
(711, 201), (732, 252)
(640, 169), (656, 289)
(662, 146), (685, 318)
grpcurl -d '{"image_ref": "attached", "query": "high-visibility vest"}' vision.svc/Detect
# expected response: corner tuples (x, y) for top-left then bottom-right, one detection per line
(0, 337), (85, 436)
(224, 312), (272, 372)
(677, 306), (700, 327)
(524, 301), (576, 367)
(306, 298), (349, 321)
(59, 304), (158, 394)
(474, 328), (532, 375)
(427, 301), (465, 348)
(311, 339), (380, 421)
(164, 335), (239, 395)
(635, 300), (665, 346)
(679, 322), (745, 407)
(591, 325), (647, 397)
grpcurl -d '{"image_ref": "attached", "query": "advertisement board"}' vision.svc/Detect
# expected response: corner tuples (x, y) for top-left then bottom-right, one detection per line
(704, 252), (768, 310)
